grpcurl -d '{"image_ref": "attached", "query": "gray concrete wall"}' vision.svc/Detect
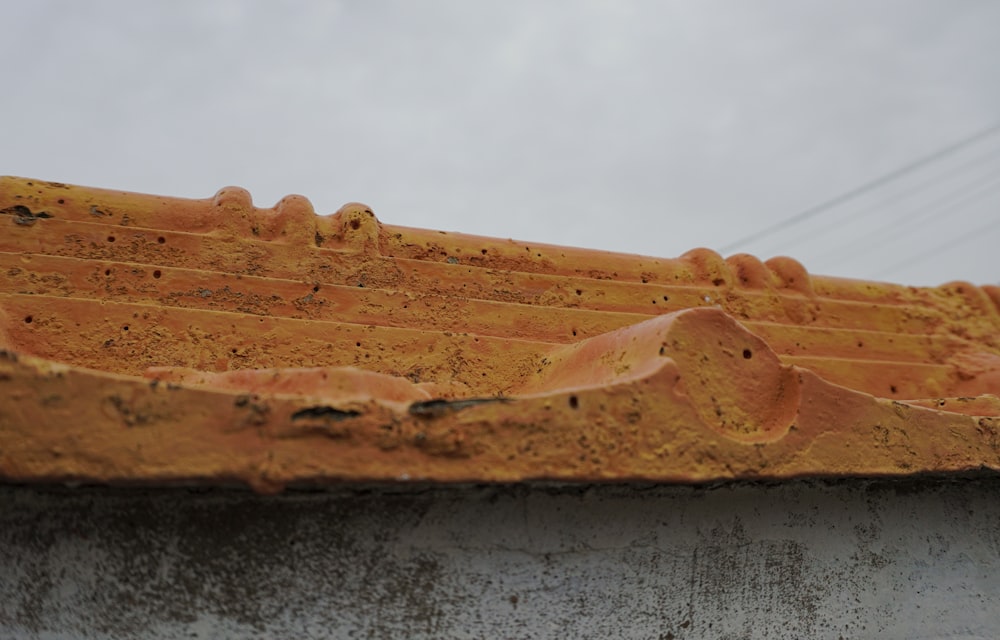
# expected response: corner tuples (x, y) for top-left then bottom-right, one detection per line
(1, 479), (999, 639)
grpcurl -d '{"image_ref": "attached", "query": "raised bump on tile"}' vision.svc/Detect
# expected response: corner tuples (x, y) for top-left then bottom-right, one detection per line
(725, 253), (773, 289)
(982, 285), (1000, 316)
(940, 281), (997, 316)
(336, 202), (380, 252)
(765, 256), (813, 295)
(212, 186), (254, 211)
(680, 248), (730, 287)
(264, 194), (317, 244)
(667, 309), (800, 443)
(211, 187), (256, 236)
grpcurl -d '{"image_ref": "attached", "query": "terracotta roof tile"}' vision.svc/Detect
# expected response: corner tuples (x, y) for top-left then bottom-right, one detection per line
(2, 176), (999, 492)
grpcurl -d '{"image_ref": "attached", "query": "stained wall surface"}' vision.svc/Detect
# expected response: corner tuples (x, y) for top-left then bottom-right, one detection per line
(2, 480), (999, 640)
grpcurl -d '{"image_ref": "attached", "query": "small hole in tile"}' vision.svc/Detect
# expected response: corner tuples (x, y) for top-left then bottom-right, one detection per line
(153, 270), (161, 279)
(157, 236), (166, 244)
(107, 236), (115, 242)
(743, 349), (752, 359)
(568, 395), (579, 409)
(23, 315), (33, 324)
(890, 385), (898, 394)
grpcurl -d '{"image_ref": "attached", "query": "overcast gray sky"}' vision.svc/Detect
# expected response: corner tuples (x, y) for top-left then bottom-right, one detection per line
(3, 1), (999, 286)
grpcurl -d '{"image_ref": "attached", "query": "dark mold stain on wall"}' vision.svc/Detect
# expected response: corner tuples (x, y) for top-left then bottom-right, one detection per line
(1, 479), (1000, 639)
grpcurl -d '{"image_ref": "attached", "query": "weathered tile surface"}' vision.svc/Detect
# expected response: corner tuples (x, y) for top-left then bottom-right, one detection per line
(2, 176), (999, 491)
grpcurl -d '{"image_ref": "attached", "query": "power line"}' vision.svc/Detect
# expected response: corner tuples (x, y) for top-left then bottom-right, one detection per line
(751, 142), (1000, 258)
(719, 121), (1000, 254)
(809, 168), (1000, 269)
(874, 215), (1000, 280)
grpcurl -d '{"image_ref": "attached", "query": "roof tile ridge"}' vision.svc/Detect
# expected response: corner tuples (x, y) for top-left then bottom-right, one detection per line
(324, 202), (379, 253)
(936, 281), (1000, 318)
(12, 176), (996, 307)
(0, 176), (325, 246)
(521, 307), (802, 444)
(984, 285), (1000, 316)
(210, 186), (319, 244)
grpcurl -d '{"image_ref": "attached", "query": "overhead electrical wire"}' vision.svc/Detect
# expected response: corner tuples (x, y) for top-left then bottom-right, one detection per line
(874, 215), (1000, 280)
(807, 167), (1000, 269)
(748, 142), (1000, 258)
(718, 121), (1000, 254)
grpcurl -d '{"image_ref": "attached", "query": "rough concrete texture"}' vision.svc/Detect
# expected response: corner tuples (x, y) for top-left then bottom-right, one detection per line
(2, 480), (999, 639)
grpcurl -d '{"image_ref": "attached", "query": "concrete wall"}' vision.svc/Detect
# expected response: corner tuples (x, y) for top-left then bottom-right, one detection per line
(1, 479), (999, 639)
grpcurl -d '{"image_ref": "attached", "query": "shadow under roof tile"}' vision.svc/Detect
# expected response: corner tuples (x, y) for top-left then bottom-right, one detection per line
(1, 176), (999, 492)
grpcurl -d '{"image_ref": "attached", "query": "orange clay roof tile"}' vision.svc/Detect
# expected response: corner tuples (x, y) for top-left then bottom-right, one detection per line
(1, 176), (999, 493)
